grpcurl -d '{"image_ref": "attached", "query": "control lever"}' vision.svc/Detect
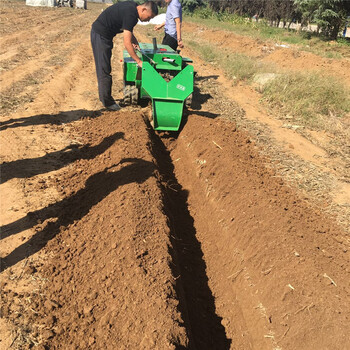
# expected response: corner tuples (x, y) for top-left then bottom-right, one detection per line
(136, 48), (156, 66)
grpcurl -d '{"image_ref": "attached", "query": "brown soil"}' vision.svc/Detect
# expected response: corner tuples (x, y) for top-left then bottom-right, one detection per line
(1, 1), (349, 350)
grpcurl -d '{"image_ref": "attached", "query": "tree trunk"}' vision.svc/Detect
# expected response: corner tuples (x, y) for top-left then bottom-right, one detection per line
(331, 24), (340, 40)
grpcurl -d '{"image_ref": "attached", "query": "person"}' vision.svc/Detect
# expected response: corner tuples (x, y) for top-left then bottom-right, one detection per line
(154, 0), (183, 51)
(343, 17), (349, 38)
(91, 1), (158, 111)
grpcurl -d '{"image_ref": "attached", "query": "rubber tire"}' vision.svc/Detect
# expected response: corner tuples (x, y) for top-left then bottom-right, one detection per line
(185, 93), (193, 108)
(123, 84), (138, 106)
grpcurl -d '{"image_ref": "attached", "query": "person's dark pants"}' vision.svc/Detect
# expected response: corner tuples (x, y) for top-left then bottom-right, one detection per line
(90, 29), (115, 107)
(162, 33), (178, 51)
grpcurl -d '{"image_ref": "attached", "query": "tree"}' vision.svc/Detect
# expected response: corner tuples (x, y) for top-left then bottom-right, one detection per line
(294, 0), (350, 39)
(207, 0), (295, 25)
(181, 0), (203, 12)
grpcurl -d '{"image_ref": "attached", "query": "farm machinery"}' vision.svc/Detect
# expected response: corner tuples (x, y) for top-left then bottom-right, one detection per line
(122, 39), (194, 131)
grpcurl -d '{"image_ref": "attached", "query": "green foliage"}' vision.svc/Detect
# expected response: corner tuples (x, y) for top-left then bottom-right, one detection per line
(293, 0), (318, 23)
(186, 10), (349, 58)
(191, 6), (214, 19)
(294, 0), (348, 39)
(200, 0), (349, 40)
(181, 0), (202, 12)
(337, 37), (350, 46)
(192, 6), (250, 25)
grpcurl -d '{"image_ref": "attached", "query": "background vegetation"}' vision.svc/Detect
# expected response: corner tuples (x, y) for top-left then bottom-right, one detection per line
(180, 0), (350, 40)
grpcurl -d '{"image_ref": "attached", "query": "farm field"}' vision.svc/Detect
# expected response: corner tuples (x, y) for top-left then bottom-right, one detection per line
(0, 1), (349, 349)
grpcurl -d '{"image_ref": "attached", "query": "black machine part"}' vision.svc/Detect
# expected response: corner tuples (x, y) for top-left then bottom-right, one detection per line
(123, 84), (138, 106)
(153, 37), (157, 51)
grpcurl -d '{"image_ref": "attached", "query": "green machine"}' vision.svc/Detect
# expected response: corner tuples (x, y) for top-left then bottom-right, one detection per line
(123, 40), (194, 131)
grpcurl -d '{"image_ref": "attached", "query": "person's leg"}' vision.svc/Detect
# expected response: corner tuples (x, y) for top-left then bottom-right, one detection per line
(91, 29), (115, 107)
(161, 33), (178, 51)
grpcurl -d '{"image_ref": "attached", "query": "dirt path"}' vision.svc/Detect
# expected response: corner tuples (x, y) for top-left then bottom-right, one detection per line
(1, 2), (349, 349)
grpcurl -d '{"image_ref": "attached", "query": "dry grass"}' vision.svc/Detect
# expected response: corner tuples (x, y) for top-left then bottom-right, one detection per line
(0, 69), (49, 116)
(187, 38), (275, 83)
(262, 72), (350, 128)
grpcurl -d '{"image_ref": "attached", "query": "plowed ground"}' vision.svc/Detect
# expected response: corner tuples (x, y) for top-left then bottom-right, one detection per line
(1, 1), (349, 349)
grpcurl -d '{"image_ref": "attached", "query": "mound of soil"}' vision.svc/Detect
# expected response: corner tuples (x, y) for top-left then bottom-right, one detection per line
(2, 111), (189, 349)
(167, 115), (349, 349)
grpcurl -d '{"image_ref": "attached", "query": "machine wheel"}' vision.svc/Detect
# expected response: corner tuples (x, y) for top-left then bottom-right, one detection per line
(123, 84), (138, 106)
(185, 93), (193, 108)
(160, 72), (174, 82)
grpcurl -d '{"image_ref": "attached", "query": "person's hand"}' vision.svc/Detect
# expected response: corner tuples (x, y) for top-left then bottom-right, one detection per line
(154, 25), (161, 31)
(178, 40), (184, 48)
(137, 60), (143, 68)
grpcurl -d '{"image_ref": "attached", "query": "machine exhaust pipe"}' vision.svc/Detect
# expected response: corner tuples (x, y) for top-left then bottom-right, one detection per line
(153, 37), (157, 51)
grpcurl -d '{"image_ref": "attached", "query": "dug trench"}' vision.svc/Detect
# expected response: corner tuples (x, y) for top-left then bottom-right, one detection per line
(2, 105), (349, 349)
(152, 114), (350, 350)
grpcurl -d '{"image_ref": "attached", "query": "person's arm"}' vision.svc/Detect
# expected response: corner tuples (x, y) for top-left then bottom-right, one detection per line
(131, 33), (140, 50)
(154, 22), (165, 31)
(124, 30), (142, 67)
(174, 17), (184, 48)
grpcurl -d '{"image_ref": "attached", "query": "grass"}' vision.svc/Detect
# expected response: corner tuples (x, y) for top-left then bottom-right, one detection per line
(187, 38), (275, 82)
(0, 69), (48, 116)
(262, 72), (350, 128)
(185, 31), (349, 133)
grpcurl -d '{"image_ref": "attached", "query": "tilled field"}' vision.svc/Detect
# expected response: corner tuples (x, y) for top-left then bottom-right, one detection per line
(1, 1), (349, 349)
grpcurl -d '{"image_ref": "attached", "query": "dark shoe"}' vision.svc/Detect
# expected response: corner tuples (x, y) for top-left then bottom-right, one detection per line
(106, 103), (121, 111)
